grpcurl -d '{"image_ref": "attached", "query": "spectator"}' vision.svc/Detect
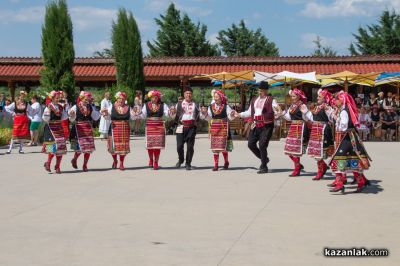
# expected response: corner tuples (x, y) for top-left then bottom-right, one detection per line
(393, 94), (400, 116)
(27, 95), (42, 146)
(355, 96), (363, 108)
(377, 92), (385, 110)
(383, 91), (395, 109)
(133, 90), (142, 135)
(381, 106), (397, 141)
(366, 92), (379, 109)
(357, 107), (371, 141)
(370, 106), (381, 140)
(0, 93), (6, 108)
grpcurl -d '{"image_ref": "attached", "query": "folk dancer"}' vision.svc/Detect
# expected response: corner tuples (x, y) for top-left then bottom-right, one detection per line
(280, 89), (310, 177)
(201, 90), (235, 171)
(102, 91), (135, 170)
(99, 91), (112, 139)
(237, 81), (280, 174)
(305, 89), (334, 180)
(5, 91), (33, 154)
(42, 91), (68, 174)
(69, 91), (101, 172)
(133, 90), (171, 170)
(328, 91), (371, 193)
(171, 86), (199, 171)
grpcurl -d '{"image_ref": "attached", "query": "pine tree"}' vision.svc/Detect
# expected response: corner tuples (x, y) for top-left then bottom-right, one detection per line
(112, 8), (145, 104)
(40, 0), (75, 102)
(311, 36), (337, 56)
(349, 10), (400, 55)
(217, 20), (279, 56)
(147, 3), (219, 56)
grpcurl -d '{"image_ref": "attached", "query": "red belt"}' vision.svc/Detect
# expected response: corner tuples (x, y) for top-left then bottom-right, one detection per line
(254, 115), (266, 128)
(181, 120), (195, 128)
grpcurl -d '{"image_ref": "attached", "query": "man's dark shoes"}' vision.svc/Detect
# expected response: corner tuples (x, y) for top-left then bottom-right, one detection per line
(257, 167), (268, 174)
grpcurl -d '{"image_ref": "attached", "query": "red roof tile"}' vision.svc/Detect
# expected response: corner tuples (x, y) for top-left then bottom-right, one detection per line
(1, 56), (400, 81)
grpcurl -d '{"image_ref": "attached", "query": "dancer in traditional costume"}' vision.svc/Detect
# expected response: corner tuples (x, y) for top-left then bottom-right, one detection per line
(5, 91), (32, 154)
(59, 92), (71, 140)
(69, 91), (101, 172)
(42, 91), (68, 174)
(280, 89), (310, 177)
(133, 90), (170, 170)
(27, 94), (42, 147)
(99, 91), (112, 139)
(328, 91), (371, 193)
(171, 86), (198, 171)
(305, 89), (334, 180)
(201, 90), (234, 171)
(102, 91), (134, 171)
(237, 82), (280, 174)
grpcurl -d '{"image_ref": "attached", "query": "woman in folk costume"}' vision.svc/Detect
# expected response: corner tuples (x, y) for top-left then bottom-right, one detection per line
(42, 91), (68, 174)
(328, 91), (371, 193)
(5, 91), (33, 154)
(134, 90), (171, 170)
(69, 91), (101, 172)
(59, 92), (71, 140)
(305, 89), (335, 180)
(102, 91), (134, 170)
(281, 88), (311, 176)
(200, 90), (234, 171)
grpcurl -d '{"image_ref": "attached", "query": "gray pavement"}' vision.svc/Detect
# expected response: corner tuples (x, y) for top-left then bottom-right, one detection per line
(0, 135), (398, 266)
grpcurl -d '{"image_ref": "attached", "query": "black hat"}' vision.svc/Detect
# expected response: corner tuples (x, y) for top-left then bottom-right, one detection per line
(258, 81), (269, 90)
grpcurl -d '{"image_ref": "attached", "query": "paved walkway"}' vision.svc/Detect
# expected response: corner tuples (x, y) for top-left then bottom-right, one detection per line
(0, 135), (398, 266)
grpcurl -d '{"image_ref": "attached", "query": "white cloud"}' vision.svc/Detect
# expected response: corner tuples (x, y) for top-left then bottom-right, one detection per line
(301, 0), (400, 18)
(207, 32), (219, 45)
(0, 6), (152, 31)
(85, 40), (111, 54)
(145, 0), (213, 16)
(144, 0), (171, 12)
(301, 32), (352, 53)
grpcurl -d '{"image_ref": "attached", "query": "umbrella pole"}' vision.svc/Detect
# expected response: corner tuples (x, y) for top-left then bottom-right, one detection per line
(234, 83), (237, 107)
(345, 78), (349, 92)
(397, 82), (399, 95)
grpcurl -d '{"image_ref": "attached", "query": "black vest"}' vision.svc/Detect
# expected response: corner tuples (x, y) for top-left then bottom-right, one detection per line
(289, 104), (303, 120)
(110, 105), (130, 121)
(313, 107), (329, 122)
(14, 101), (27, 114)
(145, 102), (164, 118)
(50, 104), (62, 121)
(175, 101), (199, 124)
(76, 104), (93, 121)
(210, 103), (227, 119)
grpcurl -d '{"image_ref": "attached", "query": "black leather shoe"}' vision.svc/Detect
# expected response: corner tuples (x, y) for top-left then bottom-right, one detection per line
(175, 161), (183, 168)
(257, 167), (268, 174)
(185, 164), (192, 171)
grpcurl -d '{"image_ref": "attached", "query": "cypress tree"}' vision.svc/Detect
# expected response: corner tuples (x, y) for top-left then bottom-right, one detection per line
(112, 8), (145, 103)
(40, 0), (75, 102)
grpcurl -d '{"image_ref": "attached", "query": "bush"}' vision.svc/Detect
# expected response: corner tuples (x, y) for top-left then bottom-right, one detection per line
(0, 128), (12, 146)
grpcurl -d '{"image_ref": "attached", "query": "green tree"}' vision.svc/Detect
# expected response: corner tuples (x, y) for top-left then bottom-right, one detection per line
(349, 10), (400, 55)
(40, 0), (75, 102)
(112, 8), (145, 103)
(311, 36), (337, 56)
(93, 48), (114, 58)
(147, 3), (219, 56)
(217, 20), (279, 56)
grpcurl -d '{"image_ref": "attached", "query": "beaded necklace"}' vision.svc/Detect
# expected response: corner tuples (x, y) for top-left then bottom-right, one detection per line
(211, 103), (225, 115)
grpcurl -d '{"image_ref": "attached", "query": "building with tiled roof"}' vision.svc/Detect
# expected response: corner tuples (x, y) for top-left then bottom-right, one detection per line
(1, 55), (400, 98)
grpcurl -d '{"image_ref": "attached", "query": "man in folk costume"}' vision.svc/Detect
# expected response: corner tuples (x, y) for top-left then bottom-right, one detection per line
(280, 88), (311, 177)
(102, 91), (134, 171)
(200, 90), (235, 171)
(133, 90), (171, 170)
(171, 86), (199, 171)
(99, 91), (112, 139)
(237, 81), (280, 174)
(69, 91), (101, 172)
(305, 89), (335, 180)
(328, 91), (371, 193)
(5, 91), (33, 154)
(42, 91), (68, 174)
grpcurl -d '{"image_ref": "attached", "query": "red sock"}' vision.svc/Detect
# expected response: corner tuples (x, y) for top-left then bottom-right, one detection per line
(154, 149), (160, 163)
(83, 153), (90, 167)
(55, 155), (62, 168)
(222, 151), (228, 163)
(47, 153), (55, 164)
(74, 152), (81, 160)
(148, 149), (154, 163)
(112, 154), (117, 162)
(213, 153), (219, 166)
(119, 155), (125, 164)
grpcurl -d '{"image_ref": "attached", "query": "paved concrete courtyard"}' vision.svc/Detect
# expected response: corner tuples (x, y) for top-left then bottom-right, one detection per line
(0, 135), (398, 266)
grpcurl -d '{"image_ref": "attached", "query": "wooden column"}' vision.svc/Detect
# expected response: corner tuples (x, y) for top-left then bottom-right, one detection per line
(180, 77), (188, 96)
(8, 80), (16, 101)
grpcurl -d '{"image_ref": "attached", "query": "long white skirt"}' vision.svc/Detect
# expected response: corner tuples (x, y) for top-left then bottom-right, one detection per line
(99, 116), (111, 134)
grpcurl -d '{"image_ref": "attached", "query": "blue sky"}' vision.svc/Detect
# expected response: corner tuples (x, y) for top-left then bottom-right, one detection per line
(1, 0), (400, 57)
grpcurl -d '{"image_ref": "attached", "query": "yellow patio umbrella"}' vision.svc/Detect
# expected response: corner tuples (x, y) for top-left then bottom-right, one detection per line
(192, 70), (254, 89)
(317, 71), (380, 91)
